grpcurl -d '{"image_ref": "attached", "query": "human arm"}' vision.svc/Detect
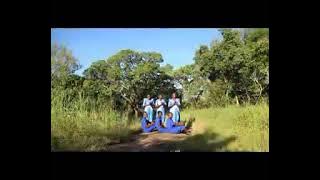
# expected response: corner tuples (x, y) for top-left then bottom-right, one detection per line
(142, 98), (146, 108)
(175, 98), (181, 106)
(154, 100), (161, 108)
(162, 99), (167, 106)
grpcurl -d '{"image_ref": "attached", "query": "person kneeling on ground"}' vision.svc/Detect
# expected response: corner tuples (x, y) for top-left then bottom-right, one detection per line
(141, 111), (156, 133)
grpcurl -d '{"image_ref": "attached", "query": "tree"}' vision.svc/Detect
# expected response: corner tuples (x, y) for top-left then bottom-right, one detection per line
(83, 49), (177, 116)
(172, 64), (208, 108)
(51, 43), (81, 88)
(193, 28), (269, 104)
(245, 28), (269, 43)
(160, 64), (174, 76)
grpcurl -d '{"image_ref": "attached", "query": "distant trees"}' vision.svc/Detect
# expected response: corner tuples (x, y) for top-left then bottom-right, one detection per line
(82, 49), (176, 116)
(51, 44), (82, 88)
(51, 28), (269, 115)
(160, 64), (174, 76)
(189, 28), (269, 104)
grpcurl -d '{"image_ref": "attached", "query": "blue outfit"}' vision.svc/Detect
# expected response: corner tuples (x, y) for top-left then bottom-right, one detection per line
(141, 117), (156, 133)
(168, 98), (181, 122)
(166, 118), (185, 133)
(156, 117), (185, 134)
(143, 98), (154, 122)
(155, 117), (167, 133)
(155, 99), (166, 123)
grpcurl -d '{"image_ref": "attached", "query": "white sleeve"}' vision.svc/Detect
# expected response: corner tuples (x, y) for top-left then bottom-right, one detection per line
(142, 98), (146, 106)
(163, 99), (167, 105)
(176, 99), (181, 106)
(168, 99), (174, 107)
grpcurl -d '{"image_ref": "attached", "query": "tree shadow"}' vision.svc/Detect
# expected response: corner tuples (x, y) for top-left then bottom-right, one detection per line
(104, 117), (236, 152)
(174, 131), (236, 152)
(105, 129), (237, 152)
(145, 130), (237, 152)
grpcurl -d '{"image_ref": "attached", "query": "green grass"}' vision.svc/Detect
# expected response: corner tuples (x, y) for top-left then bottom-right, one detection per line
(179, 102), (269, 152)
(51, 89), (269, 152)
(51, 90), (140, 151)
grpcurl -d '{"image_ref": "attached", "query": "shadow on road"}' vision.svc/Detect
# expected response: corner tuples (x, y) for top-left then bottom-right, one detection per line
(104, 116), (237, 152)
(146, 130), (236, 152)
(106, 129), (237, 152)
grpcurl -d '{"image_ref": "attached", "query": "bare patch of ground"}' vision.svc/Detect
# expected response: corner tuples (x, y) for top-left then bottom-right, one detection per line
(105, 131), (190, 152)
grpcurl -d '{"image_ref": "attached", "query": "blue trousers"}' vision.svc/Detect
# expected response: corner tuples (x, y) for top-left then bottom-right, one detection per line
(145, 106), (153, 122)
(170, 110), (180, 122)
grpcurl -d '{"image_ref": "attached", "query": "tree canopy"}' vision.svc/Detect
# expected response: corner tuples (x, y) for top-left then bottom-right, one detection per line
(51, 28), (269, 116)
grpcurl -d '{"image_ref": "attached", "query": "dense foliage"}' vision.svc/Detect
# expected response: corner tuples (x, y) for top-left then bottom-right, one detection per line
(51, 28), (269, 113)
(51, 28), (269, 151)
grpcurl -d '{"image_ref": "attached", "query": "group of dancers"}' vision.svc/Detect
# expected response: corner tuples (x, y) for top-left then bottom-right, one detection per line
(141, 92), (191, 134)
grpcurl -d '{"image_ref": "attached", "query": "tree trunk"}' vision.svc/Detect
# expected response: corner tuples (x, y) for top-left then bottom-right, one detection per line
(134, 106), (139, 118)
(235, 95), (239, 106)
(224, 78), (230, 101)
(255, 80), (263, 104)
(256, 87), (263, 104)
(246, 89), (250, 104)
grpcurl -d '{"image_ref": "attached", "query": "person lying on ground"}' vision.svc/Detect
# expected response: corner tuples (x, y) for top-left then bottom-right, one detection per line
(157, 112), (191, 134)
(141, 111), (156, 133)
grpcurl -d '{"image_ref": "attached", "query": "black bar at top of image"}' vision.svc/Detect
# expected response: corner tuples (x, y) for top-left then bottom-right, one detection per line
(51, 0), (269, 28)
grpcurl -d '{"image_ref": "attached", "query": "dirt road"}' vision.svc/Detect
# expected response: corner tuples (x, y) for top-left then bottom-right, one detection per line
(105, 131), (190, 152)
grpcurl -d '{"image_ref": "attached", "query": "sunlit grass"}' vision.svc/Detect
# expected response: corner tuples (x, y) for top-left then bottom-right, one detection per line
(51, 88), (269, 152)
(181, 102), (269, 152)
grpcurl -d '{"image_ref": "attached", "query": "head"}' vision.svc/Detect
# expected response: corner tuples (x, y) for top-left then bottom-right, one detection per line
(171, 92), (176, 99)
(158, 94), (162, 100)
(167, 112), (173, 119)
(157, 111), (162, 118)
(143, 112), (148, 118)
(147, 95), (151, 100)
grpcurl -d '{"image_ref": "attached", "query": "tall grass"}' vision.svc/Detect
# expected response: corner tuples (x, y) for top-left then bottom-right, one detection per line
(51, 89), (140, 151)
(52, 88), (269, 152)
(181, 101), (269, 152)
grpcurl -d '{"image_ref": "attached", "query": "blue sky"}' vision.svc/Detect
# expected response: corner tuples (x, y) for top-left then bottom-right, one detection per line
(51, 28), (222, 75)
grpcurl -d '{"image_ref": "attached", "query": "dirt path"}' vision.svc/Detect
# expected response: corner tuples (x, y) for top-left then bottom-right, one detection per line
(105, 131), (190, 152)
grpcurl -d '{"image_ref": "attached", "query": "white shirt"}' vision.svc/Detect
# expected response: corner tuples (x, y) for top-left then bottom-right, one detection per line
(143, 98), (154, 109)
(155, 99), (166, 112)
(168, 98), (180, 112)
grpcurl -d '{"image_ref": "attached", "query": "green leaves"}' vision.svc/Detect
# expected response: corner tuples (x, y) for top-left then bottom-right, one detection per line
(245, 28), (269, 43)
(51, 44), (81, 79)
(141, 52), (163, 63)
(160, 64), (174, 76)
(193, 29), (269, 104)
(79, 49), (177, 113)
(52, 28), (269, 112)
(51, 43), (82, 90)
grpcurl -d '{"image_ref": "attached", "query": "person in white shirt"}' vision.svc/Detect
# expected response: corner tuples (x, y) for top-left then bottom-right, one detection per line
(142, 95), (154, 122)
(155, 94), (167, 123)
(168, 92), (181, 122)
